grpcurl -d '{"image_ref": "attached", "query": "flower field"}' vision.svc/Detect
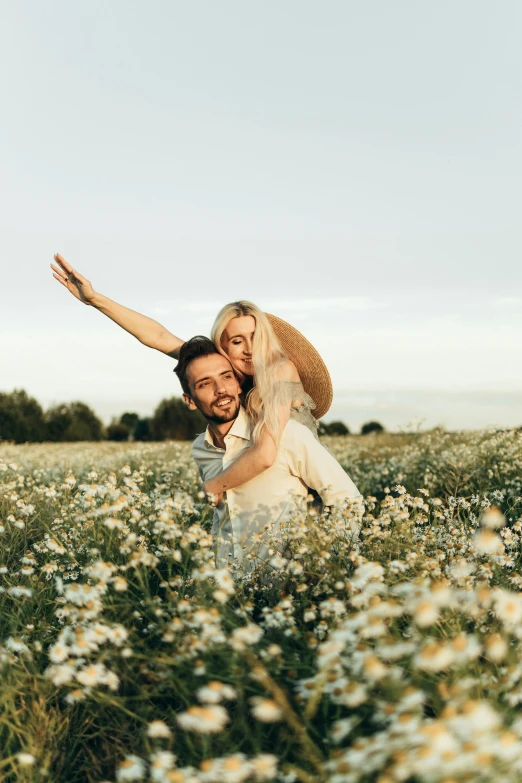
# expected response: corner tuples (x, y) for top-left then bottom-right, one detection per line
(1, 428), (522, 783)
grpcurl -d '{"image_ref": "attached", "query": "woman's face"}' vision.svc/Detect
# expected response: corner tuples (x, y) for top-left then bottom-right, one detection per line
(221, 315), (255, 376)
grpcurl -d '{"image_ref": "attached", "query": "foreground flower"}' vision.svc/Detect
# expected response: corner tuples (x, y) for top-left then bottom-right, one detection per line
(493, 589), (522, 627)
(116, 755), (146, 781)
(147, 720), (172, 738)
(481, 506), (506, 529)
(196, 681), (237, 704)
(176, 705), (230, 734)
(229, 624), (264, 652)
(484, 632), (508, 662)
(199, 753), (252, 783)
(149, 751), (177, 780)
(414, 641), (454, 672)
(251, 754), (279, 781)
(17, 753), (36, 766)
(249, 697), (283, 723)
(473, 529), (504, 555)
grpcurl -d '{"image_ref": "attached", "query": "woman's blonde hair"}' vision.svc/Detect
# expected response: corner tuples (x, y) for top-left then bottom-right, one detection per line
(211, 301), (288, 443)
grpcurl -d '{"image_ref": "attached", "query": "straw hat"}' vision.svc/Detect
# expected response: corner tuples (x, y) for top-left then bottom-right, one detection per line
(265, 313), (333, 419)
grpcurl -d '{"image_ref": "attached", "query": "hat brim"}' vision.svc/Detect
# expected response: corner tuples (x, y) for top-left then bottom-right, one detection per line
(264, 313), (333, 420)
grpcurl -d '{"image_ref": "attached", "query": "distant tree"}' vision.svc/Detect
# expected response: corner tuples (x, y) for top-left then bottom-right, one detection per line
(361, 420), (385, 435)
(327, 421), (350, 436)
(120, 412), (140, 432)
(318, 420), (350, 436)
(106, 421), (131, 441)
(0, 389), (47, 443)
(46, 402), (104, 442)
(150, 397), (206, 441)
(134, 417), (152, 441)
(107, 412), (141, 441)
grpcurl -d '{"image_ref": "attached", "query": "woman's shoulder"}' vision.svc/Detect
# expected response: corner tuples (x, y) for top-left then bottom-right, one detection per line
(274, 359), (301, 383)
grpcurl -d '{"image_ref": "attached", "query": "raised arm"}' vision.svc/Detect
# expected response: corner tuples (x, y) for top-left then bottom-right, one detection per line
(50, 253), (185, 359)
(202, 361), (299, 500)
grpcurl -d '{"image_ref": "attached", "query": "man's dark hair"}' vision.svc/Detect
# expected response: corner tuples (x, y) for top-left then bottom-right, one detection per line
(174, 336), (221, 394)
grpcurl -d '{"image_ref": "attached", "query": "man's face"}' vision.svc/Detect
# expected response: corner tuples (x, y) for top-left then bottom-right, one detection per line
(184, 353), (241, 424)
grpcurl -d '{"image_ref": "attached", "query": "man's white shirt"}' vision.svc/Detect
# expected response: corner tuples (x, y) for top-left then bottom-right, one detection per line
(192, 407), (362, 570)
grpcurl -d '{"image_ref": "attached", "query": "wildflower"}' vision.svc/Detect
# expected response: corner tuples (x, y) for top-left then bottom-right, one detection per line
(107, 624), (129, 646)
(105, 670), (120, 691)
(176, 705), (230, 734)
(414, 641), (454, 672)
(481, 506), (506, 529)
(249, 697), (283, 722)
(413, 600), (440, 627)
(250, 754), (278, 782)
(17, 753), (36, 766)
(330, 717), (358, 743)
(484, 632), (508, 662)
(457, 699), (502, 735)
(7, 586), (32, 598)
(450, 558), (475, 578)
(147, 720), (172, 738)
(362, 655), (388, 681)
(5, 637), (30, 655)
(49, 642), (70, 664)
(76, 663), (109, 687)
(199, 753), (252, 783)
(229, 624), (263, 652)
(450, 633), (481, 663)
(493, 589), (522, 626)
(64, 688), (87, 704)
(45, 663), (76, 686)
(64, 582), (100, 606)
(336, 681), (368, 707)
(45, 538), (66, 554)
(473, 529), (504, 555)
(150, 751), (177, 781)
(116, 755), (146, 781)
(196, 681), (237, 704)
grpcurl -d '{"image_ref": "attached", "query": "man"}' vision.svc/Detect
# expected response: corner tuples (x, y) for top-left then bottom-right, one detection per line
(174, 336), (362, 572)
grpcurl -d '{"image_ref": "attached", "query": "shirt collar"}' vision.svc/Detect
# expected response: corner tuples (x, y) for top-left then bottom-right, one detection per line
(204, 406), (252, 448)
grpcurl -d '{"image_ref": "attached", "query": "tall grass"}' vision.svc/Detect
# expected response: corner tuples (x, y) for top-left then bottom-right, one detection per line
(1, 429), (521, 782)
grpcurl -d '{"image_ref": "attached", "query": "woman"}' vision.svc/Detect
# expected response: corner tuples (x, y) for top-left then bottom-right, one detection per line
(50, 253), (332, 501)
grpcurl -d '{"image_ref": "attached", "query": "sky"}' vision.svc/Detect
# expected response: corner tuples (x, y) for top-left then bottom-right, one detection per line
(1, 1), (521, 432)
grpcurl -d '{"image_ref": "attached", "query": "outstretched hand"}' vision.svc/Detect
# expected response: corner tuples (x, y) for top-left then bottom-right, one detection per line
(50, 253), (97, 305)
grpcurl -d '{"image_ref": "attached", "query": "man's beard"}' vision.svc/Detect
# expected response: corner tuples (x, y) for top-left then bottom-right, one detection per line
(205, 398), (241, 424)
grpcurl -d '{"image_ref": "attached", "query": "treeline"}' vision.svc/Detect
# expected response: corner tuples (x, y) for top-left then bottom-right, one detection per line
(0, 389), (206, 444)
(0, 389), (384, 444)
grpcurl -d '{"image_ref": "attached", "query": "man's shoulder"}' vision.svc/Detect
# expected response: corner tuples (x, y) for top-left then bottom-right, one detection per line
(191, 431), (208, 456)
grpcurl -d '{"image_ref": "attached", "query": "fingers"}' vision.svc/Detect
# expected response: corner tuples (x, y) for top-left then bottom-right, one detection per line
(53, 255), (88, 285)
(52, 272), (69, 288)
(50, 263), (69, 283)
(54, 253), (72, 273)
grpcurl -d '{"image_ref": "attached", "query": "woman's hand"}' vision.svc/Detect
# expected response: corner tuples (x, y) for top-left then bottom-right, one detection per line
(203, 481), (224, 507)
(50, 253), (97, 305)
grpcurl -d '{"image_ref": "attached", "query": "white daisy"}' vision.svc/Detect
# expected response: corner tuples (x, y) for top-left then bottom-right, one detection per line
(249, 698), (283, 723)
(176, 705), (229, 734)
